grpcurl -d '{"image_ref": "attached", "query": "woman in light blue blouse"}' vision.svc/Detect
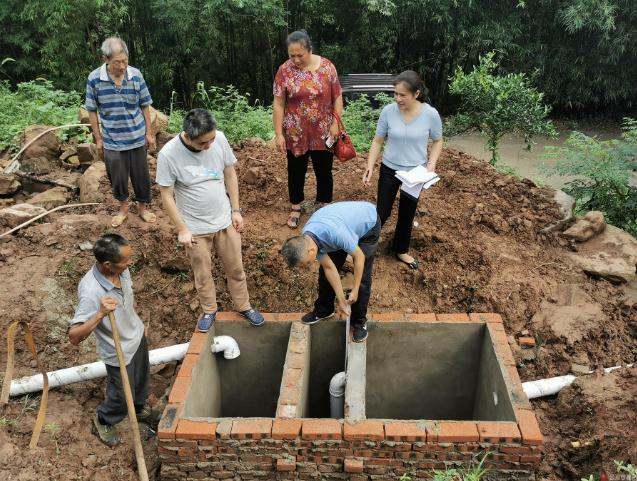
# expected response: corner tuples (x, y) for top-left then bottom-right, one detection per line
(363, 70), (443, 269)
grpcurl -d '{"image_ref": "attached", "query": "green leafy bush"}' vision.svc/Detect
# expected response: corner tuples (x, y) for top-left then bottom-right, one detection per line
(0, 79), (81, 150)
(189, 82), (274, 144)
(448, 52), (556, 165)
(342, 93), (392, 152)
(544, 118), (637, 236)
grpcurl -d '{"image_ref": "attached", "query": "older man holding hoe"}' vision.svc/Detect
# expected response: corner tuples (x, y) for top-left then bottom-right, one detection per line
(68, 233), (155, 446)
(281, 201), (381, 342)
(85, 36), (157, 228)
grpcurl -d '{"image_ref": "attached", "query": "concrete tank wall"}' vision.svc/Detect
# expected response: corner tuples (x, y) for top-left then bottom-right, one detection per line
(364, 322), (484, 420)
(184, 321), (291, 418)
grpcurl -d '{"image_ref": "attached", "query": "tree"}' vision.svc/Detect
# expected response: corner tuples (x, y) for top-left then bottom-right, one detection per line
(447, 52), (556, 165)
(544, 118), (637, 236)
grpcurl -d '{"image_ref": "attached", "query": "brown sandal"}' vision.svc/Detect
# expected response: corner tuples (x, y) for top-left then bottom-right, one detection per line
(287, 208), (302, 229)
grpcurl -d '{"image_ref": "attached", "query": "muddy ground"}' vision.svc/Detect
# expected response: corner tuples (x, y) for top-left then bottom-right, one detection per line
(0, 142), (635, 480)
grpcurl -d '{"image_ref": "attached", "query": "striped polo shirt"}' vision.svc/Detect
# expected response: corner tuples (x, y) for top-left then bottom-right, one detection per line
(85, 64), (153, 151)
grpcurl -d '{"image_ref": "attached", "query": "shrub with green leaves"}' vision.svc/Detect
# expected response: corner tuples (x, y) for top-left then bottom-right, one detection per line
(448, 52), (556, 165)
(544, 118), (637, 237)
(342, 93), (392, 152)
(0, 79), (81, 150)
(186, 82), (274, 144)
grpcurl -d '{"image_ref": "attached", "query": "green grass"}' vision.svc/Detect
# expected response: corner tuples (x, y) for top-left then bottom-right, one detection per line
(398, 453), (488, 481)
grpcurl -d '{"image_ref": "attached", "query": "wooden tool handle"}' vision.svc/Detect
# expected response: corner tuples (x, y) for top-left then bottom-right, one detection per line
(108, 312), (149, 481)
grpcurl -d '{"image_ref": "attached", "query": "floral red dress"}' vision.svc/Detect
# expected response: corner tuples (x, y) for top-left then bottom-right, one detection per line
(273, 57), (342, 157)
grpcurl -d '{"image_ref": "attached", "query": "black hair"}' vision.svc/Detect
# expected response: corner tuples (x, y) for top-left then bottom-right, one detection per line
(281, 235), (308, 267)
(183, 108), (217, 139)
(393, 70), (429, 103)
(286, 30), (312, 51)
(93, 233), (129, 264)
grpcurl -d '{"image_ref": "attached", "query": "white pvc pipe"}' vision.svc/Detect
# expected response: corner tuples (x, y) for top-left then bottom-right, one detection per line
(522, 364), (633, 399)
(211, 335), (240, 359)
(329, 371), (346, 419)
(8, 336), (243, 397)
(9, 343), (189, 397)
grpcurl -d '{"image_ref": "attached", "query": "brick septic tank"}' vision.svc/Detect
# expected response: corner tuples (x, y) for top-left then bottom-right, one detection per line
(157, 312), (543, 480)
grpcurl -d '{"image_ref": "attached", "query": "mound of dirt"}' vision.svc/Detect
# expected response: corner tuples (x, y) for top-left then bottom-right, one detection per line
(535, 367), (637, 479)
(0, 144), (635, 480)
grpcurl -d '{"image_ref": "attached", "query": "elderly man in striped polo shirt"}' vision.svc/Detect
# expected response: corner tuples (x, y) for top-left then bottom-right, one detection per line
(86, 36), (157, 228)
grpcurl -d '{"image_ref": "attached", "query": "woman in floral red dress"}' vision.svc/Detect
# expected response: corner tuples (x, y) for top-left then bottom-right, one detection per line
(273, 30), (344, 228)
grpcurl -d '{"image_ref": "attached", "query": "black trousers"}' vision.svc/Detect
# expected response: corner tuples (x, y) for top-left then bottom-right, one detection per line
(377, 163), (419, 254)
(287, 150), (333, 205)
(313, 218), (381, 326)
(104, 145), (152, 204)
(97, 336), (149, 426)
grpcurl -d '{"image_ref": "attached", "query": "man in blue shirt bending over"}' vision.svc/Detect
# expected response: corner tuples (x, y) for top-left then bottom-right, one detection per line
(281, 201), (380, 342)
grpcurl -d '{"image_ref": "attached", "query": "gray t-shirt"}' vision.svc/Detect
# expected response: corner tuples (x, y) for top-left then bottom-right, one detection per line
(69, 266), (144, 366)
(375, 102), (443, 171)
(156, 131), (237, 235)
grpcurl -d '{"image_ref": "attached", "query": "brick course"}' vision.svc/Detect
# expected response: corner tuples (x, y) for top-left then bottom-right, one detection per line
(159, 312), (543, 481)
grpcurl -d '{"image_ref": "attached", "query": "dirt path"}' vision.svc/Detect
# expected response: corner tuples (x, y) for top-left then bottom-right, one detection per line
(0, 143), (635, 480)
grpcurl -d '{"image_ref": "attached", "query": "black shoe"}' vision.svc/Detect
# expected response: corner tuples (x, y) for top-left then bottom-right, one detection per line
(352, 323), (368, 342)
(301, 311), (335, 325)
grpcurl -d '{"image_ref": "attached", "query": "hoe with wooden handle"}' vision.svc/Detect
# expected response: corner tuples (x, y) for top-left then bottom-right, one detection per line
(108, 312), (149, 481)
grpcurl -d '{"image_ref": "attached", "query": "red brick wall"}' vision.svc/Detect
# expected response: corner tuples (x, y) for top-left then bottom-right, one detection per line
(157, 312), (543, 480)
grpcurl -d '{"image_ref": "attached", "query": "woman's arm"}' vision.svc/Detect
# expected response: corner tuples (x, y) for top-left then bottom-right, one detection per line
(427, 138), (443, 172)
(272, 95), (286, 153)
(362, 136), (385, 185)
(330, 95), (344, 138)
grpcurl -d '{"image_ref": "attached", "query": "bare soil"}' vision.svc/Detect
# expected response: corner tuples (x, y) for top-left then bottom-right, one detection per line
(0, 143), (635, 480)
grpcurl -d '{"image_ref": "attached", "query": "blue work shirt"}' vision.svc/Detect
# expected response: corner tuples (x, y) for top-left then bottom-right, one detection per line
(302, 201), (378, 259)
(375, 102), (443, 171)
(85, 64), (153, 151)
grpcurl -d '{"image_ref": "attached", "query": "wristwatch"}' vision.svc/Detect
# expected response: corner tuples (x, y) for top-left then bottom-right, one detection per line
(232, 208), (243, 214)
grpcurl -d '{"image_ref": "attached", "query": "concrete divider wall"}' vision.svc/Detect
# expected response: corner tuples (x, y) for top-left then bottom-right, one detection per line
(157, 312), (544, 480)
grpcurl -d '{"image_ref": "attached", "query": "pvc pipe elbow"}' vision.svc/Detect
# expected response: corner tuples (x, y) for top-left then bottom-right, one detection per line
(212, 335), (240, 360)
(329, 371), (346, 397)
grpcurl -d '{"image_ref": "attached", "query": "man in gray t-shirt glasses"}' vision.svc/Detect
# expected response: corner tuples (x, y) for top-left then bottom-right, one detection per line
(156, 108), (264, 332)
(68, 234), (154, 446)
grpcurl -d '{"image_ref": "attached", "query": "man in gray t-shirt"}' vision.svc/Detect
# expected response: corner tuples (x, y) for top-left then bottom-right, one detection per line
(68, 234), (153, 446)
(156, 108), (264, 332)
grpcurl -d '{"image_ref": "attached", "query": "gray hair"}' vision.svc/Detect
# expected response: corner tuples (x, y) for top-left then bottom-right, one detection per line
(183, 109), (217, 139)
(281, 235), (309, 267)
(101, 36), (129, 58)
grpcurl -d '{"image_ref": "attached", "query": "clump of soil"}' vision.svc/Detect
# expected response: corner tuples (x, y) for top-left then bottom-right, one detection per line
(0, 144), (635, 480)
(535, 367), (637, 479)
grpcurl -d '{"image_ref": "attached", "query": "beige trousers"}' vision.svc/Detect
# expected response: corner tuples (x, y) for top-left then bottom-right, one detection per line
(187, 225), (251, 313)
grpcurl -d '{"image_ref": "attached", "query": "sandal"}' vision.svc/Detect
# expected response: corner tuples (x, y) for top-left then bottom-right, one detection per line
(111, 214), (127, 228)
(287, 207), (302, 229)
(395, 253), (419, 270)
(140, 210), (157, 224)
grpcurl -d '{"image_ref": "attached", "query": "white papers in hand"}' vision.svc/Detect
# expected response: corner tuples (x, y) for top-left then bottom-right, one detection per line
(395, 165), (440, 199)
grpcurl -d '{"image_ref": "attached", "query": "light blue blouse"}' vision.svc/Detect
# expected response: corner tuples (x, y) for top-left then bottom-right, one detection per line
(375, 102), (443, 171)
